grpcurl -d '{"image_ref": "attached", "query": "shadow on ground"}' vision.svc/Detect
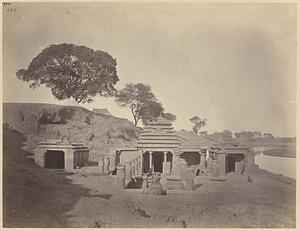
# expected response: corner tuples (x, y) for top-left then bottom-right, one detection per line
(3, 126), (90, 228)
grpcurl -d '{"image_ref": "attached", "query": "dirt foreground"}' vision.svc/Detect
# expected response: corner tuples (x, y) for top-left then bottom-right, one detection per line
(3, 127), (296, 228)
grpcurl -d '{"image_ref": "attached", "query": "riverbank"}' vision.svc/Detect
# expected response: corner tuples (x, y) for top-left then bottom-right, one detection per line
(255, 152), (296, 179)
(263, 146), (296, 158)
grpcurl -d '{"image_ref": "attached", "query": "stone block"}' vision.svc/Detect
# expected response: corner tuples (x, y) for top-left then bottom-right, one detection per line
(98, 157), (104, 173)
(104, 156), (110, 173)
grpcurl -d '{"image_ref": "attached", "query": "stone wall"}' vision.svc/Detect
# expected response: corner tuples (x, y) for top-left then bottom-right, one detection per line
(244, 151), (256, 173)
(34, 147), (45, 167)
(217, 154), (226, 175)
(119, 149), (142, 165)
(64, 149), (74, 170)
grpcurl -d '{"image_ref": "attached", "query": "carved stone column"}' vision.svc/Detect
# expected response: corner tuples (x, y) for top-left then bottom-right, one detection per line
(149, 151), (153, 173)
(163, 151), (170, 174)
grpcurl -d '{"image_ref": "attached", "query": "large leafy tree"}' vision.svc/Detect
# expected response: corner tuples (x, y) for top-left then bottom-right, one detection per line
(16, 43), (119, 103)
(190, 116), (206, 135)
(115, 83), (176, 126)
(140, 101), (164, 125)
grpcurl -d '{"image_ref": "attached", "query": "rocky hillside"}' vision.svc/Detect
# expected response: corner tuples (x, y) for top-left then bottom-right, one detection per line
(3, 103), (141, 161)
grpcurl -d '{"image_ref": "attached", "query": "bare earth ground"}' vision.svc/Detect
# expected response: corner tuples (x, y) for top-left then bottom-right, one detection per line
(3, 127), (296, 228)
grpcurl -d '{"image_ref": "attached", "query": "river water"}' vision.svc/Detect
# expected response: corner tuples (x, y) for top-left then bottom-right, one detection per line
(255, 152), (296, 179)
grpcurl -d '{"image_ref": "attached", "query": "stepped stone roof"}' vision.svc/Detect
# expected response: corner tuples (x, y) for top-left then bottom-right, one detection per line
(136, 117), (217, 153)
(136, 116), (180, 151)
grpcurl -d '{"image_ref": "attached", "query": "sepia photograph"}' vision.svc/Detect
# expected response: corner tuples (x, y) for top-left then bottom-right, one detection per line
(2, 2), (297, 228)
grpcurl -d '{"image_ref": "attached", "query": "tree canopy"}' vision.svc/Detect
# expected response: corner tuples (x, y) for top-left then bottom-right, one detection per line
(115, 83), (176, 126)
(190, 116), (206, 135)
(16, 43), (119, 103)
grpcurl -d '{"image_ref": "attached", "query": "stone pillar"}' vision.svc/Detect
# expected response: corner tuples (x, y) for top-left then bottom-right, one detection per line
(211, 160), (219, 177)
(135, 158), (139, 175)
(207, 157), (212, 173)
(109, 154), (116, 172)
(137, 156), (142, 175)
(125, 162), (132, 185)
(162, 151), (167, 174)
(64, 150), (74, 170)
(206, 149), (210, 160)
(163, 152), (167, 162)
(34, 148), (45, 168)
(116, 165), (125, 189)
(98, 157), (104, 173)
(131, 161), (136, 177)
(235, 160), (241, 173)
(140, 151), (143, 173)
(218, 154), (226, 175)
(149, 151), (153, 173)
(244, 152), (255, 173)
(104, 156), (110, 173)
(200, 153), (206, 169)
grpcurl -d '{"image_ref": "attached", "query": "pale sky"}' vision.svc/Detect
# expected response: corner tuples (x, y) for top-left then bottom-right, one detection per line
(2, 3), (297, 137)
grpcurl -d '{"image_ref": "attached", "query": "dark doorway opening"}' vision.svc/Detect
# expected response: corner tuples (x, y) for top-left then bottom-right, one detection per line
(227, 156), (236, 172)
(180, 152), (200, 166)
(45, 150), (65, 169)
(153, 152), (163, 173)
(143, 152), (150, 173)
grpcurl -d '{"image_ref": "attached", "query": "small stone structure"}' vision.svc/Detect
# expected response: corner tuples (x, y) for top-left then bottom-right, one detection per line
(215, 147), (253, 175)
(34, 137), (89, 170)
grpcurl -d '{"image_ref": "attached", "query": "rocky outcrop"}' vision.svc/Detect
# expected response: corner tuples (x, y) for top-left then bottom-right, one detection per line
(3, 103), (141, 161)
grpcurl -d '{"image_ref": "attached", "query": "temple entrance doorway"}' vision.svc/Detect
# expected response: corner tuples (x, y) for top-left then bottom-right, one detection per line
(227, 156), (236, 172)
(153, 152), (164, 173)
(179, 152), (200, 166)
(45, 150), (65, 169)
(225, 154), (245, 173)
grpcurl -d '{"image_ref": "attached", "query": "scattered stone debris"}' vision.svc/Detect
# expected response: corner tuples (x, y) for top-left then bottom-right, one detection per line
(135, 206), (151, 218)
(94, 219), (109, 228)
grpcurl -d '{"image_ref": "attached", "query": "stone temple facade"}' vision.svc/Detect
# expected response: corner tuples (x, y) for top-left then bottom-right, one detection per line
(34, 137), (89, 170)
(113, 116), (255, 176)
(136, 116), (181, 174)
